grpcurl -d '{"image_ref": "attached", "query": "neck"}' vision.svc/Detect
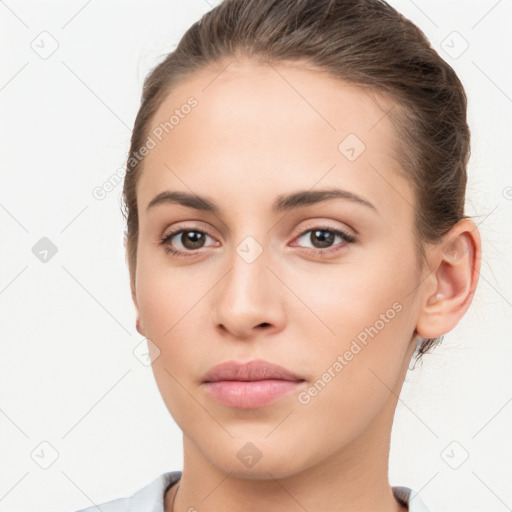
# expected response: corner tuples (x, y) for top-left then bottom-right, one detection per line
(165, 390), (408, 512)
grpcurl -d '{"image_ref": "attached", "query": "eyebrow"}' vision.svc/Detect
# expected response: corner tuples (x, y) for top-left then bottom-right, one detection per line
(146, 188), (377, 214)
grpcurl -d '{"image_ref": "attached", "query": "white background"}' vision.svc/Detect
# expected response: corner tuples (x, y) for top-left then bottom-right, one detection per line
(1, 1), (511, 511)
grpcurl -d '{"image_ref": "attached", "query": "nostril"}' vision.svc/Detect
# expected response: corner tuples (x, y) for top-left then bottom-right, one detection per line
(258, 322), (271, 328)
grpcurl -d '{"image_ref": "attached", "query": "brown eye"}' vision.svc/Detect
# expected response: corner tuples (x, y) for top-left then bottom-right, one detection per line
(296, 227), (355, 250)
(160, 228), (217, 257)
(178, 230), (207, 250)
(308, 229), (335, 248)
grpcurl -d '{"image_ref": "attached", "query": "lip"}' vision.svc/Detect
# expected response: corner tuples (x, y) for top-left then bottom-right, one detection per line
(202, 359), (304, 383)
(201, 359), (306, 409)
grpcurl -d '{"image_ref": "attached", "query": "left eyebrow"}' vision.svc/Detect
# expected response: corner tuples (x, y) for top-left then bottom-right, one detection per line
(272, 188), (377, 214)
(146, 188), (378, 214)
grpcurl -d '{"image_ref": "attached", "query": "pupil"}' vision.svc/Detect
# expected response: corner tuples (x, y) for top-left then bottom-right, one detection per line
(183, 231), (204, 249)
(312, 229), (333, 248)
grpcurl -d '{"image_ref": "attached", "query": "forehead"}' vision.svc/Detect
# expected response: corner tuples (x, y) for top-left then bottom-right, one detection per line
(150, 58), (397, 148)
(137, 58), (412, 219)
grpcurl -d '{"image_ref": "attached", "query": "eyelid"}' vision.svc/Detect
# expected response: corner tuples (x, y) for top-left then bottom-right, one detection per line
(290, 226), (356, 251)
(160, 219), (221, 241)
(293, 220), (356, 241)
(160, 226), (218, 246)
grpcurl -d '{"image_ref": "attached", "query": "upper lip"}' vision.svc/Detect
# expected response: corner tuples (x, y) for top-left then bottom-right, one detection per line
(202, 359), (305, 383)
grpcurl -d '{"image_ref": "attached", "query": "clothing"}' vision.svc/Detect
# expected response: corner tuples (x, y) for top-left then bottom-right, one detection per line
(72, 471), (432, 512)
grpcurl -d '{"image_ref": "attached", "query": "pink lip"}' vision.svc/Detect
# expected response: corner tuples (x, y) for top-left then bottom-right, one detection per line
(201, 359), (306, 409)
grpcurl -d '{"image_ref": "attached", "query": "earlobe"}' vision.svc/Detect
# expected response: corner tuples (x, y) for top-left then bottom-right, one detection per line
(131, 282), (146, 337)
(416, 219), (481, 339)
(126, 235), (145, 337)
(135, 317), (145, 337)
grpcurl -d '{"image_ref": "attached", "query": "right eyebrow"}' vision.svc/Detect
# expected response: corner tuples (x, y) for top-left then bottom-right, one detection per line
(146, 191), (218, 212)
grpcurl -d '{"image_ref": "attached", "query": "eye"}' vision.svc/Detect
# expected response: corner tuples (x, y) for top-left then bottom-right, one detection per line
(159, 224), (356, 259)
(159, 228), (218, 257)
(292, 225), (356, 256)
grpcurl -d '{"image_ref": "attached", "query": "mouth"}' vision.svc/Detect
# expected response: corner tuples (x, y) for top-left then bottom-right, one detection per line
(201, 359), (306, 409)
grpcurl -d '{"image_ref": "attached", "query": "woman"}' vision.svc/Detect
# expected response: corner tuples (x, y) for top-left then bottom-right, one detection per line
(74, 0), (481, 510)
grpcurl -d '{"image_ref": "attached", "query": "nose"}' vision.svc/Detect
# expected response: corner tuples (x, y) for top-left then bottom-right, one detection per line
(213, 242), (285, 340)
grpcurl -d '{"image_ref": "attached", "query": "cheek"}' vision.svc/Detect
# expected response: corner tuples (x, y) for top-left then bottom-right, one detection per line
(290, 249), (420, 401)
(134, 249), (214, 388)
(288, 249), (418, 343)
(135, 247), (206, 340)
(286, 267), (418, 457)
(134, 253), (206, 425)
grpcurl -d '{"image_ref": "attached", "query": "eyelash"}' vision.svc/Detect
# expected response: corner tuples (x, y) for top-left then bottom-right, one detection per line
(159, 224), (356, 259)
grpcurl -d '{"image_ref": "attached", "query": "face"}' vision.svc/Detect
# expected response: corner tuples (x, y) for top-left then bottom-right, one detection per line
(132, 58), (425, 478)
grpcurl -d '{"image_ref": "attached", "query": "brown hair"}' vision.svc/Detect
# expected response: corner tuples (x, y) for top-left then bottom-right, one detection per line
(122, 0), (470, 364)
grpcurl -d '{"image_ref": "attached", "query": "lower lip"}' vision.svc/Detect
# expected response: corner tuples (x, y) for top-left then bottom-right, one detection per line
(203, 379), (305, 409)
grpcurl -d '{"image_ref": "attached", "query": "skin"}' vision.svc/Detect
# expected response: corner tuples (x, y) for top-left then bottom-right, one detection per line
(128, 57), (481, 512)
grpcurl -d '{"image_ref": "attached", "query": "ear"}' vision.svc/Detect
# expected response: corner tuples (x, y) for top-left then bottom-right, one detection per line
(131, 284), (146, 337)
(416, 219), (482, 339)
(125, 237), (146, 337)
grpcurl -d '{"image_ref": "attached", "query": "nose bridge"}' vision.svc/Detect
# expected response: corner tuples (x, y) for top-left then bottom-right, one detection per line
(224, 234), (271, 311)
(214, 232), (283, 336)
